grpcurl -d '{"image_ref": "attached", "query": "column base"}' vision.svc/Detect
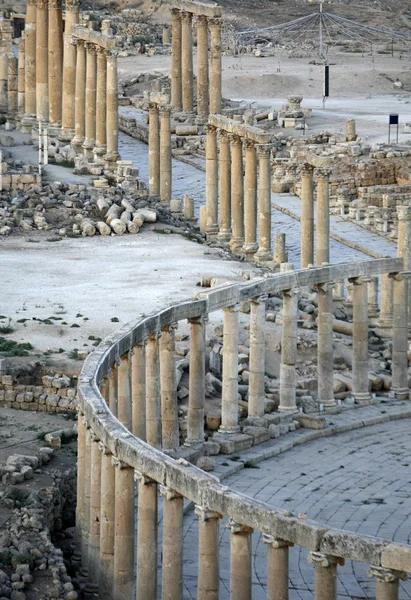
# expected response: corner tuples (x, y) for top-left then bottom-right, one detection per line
(47, 124), (62, 138)
(83, 138), (95, 160)
(242, 242), (258, 255)
(389, 388), (410, 400)
(213, 432), (253, 455)
(229, 237), (244, 253)
(184, 438), (204, 447)
(71, 136), (85, 153)
(217, 229), (232, 244)
(20, 115), (37, 133)
(278, 406), (299, 414)
(5, 113), (17, 130)
(93, 145), (107, 164)
(353, 392), (375, 406)
(323, 403), (341, 415)
(206, 227), (219, 241)
(104, 152), (120, 171)
(254, 248), (272, 263)
(59, 127), (75, 142)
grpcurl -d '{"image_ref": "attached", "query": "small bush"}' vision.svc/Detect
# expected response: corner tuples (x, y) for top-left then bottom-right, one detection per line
(0, 338), (33, 356)
(0, 326), (14, 334)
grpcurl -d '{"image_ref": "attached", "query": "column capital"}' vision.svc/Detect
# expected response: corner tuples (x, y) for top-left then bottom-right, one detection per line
(397, 204), (411, 221)
(301, 163), (314, 176)
(148, 102), (159, 114)
(27, 0), (37, 5)
(135, 471), (156, 484)
(206, 123), (217, 135)
(159, 485), (182, 500)
(72, 38), (84, 48)
(37, 0), (49, 8)
(98, 442), (112, 455)
(84, 42), (97, 53)
(262, 534), (294, 548)
(159, 104), (172, 115)
(314, 281), (335, 293)
(219, 129), (230, 141)
(388, 270), (411, 282)
(257, 144), (272, 157)
(66, 0), (80, 10)
(188, 314), (208, 325)
(111, 457), (133, 470)
(228, 520), (253, 534)
(281, 288), (298, 298)
(48, 0), (62, 8)
(348, 276), (371, 285)
(223, 303), (240, 313)
(197, 14), (208, 25)
(95, 45), (106, 56)
(208, 17), (222, 29)
(105, 48), (118, 59)
(171, 7), (182, 18)
(89, 431), (100, 443)
(316, 168), (330, 180)
(147, 330), (161, 341)
(181, 10), (193, 22)
(308, 552), (344, 567)
(162, 321), (179, 332)
(229, 134), (242, 147)
(242, 138), (255, 150)
(367, 566), (408, 583)
(251, 294), (268, 305)
(194, 505), (222, 521)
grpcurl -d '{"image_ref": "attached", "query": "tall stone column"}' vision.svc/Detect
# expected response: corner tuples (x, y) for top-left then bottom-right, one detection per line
(316, 282), (337, 410)
(197, 15), (209, 118)
(308, 553), (340, 600)
(23, 0), (36, 123)
(263, 535), (293, 600)
(368, 566), (407, 600)
(36, 0), (49, 123)
(72, 39), (86, 151)
(160, 105), (172, 203)
(171, 9), (182, 110)
(17, 38), (25, 117)
(209, 18), (222, 114)
(316, 169), (330, 266)
(219, 304), (241, 433)
(7, 56), (18, 124)
(131, 341), (146, 440)
(136, 474), (158, 600)
(242, 140), (258, 254)
(146, 332), (162, 449)
(279, 288), (298, 412)
(161, 487), (183, 600)
(187, 316), (206, 444)
(94, 46), (107, 162)
(104, 50), (120, 169)
(160, 323), (179, 451)
(83, 42), (97, 159)
(230, 135), (244, 252)
(181, 11), (193, 112)
(99, 445), (115, 600)
(82, 427), (91, 565)
(397, 205), (411, 328)
(76, 414), (86, 547)
(117, 354), (132, 430)
(218, 130), (231, 243)
(205, 124), (218, 237)
(248, 295), (267, 417)
(255, 144), (272, 262)
(148, 103), (160, 196)
(230, 522), (253, 600)
(0, 54), (8, 113)
(195, 506), (221, 600)
(60, 0), (79, 140)
(301, 164), (314, 268)
(351, 277), (372, 404)
(391, 272), (410, 400)
(108, 363), (118, 416)
(113, 459), (134, 600)
(378, 273), (393, 331)
(88, 435), (101, 581)
(48, 0), (63, 128)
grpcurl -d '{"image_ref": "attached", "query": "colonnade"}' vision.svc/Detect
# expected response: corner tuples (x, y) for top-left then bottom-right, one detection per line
(205, 114), (274, 261)
(148, 101), (172, 202)
(171, 0), (222, 117)
(300, 165), (331, 269)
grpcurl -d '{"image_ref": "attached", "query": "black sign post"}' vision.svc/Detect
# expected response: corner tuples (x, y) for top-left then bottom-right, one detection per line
(323, 65), (329, 109)
(389, 114), (399, 143)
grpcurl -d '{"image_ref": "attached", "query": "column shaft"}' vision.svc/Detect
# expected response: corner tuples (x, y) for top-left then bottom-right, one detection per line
(99, 448), (115, 600)
(220, 305), (240, 432)
(171, 9), (182, 110)
(181, 12), (193, 112)
(352, 278), (371, 404)
(279, 289), (298, 412)
(94, 47), (107, 156)
(149, 104), (160, 196)
(48, 0), (63, 126)
(378, 273), (393, 329)
(230, 524), (253, 600)
(317, 284), (336, 408)
(248, 296), (266, 417)
(136, 477), (158, 600)
(197, 15), (209, 117)
(316, 171), (330, 265)
(7, 56), (17, 115)
(17, 39), (25, 116)
(218, 131), (231, 242)
(160, 105), (172, 203)
(160, 324), (179, 451)
(105, 51), (120, 166)
(205, 125), (218, 237)
(117, 355), (132, 430)
(36, 0), (49, 122)
(264, 537), (291, 600)
(255, 145), (272, 261)
(82, 428), (91, 565)
(73, 39), (86, 148)
(209, 18), (222, 114)
(187, 316), (206, 444)
(230, 135), (244, 251)
(0, 54), (8, 113)
(76, 415), (85, 546)
(108, 363), (118, 416)
(24, 0), (36, 117)
(61, 0), (79, 137)
(88, 438), (101, 581)
(242, 141), (257, 254)
(131, 342), (146, 440)
(196, 507), (220, 600)
(391, 275), (409, 399)
(301, 165), (314, 268)
(146, 333), (162, 449)
(83, 42), (97, 156)
(161, 489), (183, 600)
(113, 463), (134, 600)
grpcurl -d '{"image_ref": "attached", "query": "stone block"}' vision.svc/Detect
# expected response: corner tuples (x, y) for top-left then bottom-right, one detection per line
(212, 433), (253, 454)
(203, 441), (220, 456)
(241, 417), (268, 428)
(297, 414), (327, 430)
(320, 529), (386, 564)
(269, 424), (280, 438)
(381, 543), (411, 572)
(196, 456), (216, 472)
(279, 424), (289, 435)
(242, 426), (271, 445)
(206, 414), (221, 431)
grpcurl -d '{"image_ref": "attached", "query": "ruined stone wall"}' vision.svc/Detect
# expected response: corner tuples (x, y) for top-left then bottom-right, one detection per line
(0, 374), (77, 412)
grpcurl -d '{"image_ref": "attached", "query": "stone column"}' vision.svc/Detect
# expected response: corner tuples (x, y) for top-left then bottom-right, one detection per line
(181, 11), (193, 112)
(171, 9), (182, 110)
(82, 427), (91, 565)
(7, 56), (18, 122)
(94, 46), (107, 162)
(104, 50), (120, 169)
(378, 274), (393, 330)
(248, 295), (267, 417)
(36, 0), (49, 123)
(136, 474), (158, 600)
(279, 288), (298, 412)
(195, 506), (221, 600)
(230, 522), (253, 600)
(273, 232), (287, 264)
(397, 205), (411, 328)
(83, 42), (97, 159)
(316, 282), (336, 410)
(160, 105), (172, 203)
(76, 414), (86, 546)
(17, 38), (25, 117)
(187, 316), (206, 444)
(219, 304), (241, 433)
(117, 354), (132, 430)
(99, 445), (115, 600)
(230, 135), (244, 252)
(197, 15), (209, 118)
(131, 341), (146, 440)
(160, 323), (179, 451)
(209, 18), (222, 114)
(60, 0), (79, 140)
(316, 169), (330, 266)
(368, 566), (407, 600)
(113, 459), (134, 600)
(346, 118), (356, 142)
(301, 164), (314, 268)
(255, 144), (272, 262)
(0, 54), (8, 113)
(146, 332), (162, 449)
(368, 277), (379, 319)
(308, 552), (341, 600)
(160, 487), (183, 600)
(205, 124), (218, 237)
(351, 277), (372, 404)
(242, 140), (258, 254)
(23, 0), (36, 121)
(148, 103), (160, 197)
(218, 130), (232, 243)
(88, 435), (101, 580)
(391, 273), (410, 400)
(72, 39), (86, 151)
(108, 363), (118, 416)
(48, 0), (63, 128)
(263, 535), (293, 600)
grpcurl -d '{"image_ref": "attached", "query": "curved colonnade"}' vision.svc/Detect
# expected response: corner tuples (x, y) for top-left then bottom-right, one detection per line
(77, 257), (411, 600)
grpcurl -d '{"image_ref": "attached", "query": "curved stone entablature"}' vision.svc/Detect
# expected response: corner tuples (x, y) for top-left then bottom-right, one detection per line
(77, 256), (411, 599)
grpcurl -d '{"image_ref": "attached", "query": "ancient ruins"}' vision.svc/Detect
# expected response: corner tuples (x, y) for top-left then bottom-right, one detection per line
(1, 0), (411, 598)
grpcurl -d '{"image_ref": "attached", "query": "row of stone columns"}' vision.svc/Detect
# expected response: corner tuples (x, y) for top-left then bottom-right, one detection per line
(148, 103), (172, 202)
(171, 8), (222, 116)
(206, 125), (273, 261)
(300, 165), (330, 269)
